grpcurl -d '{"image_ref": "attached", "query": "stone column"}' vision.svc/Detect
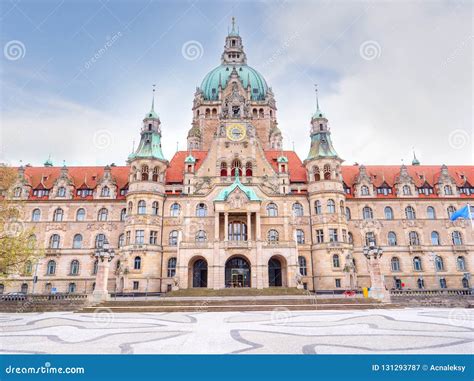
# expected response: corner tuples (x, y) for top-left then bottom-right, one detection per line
(256, 212), (261, 241)
(247, 212), (252, 241)
(214, 212), (219, 240)
(224, 212), (229, 241)
(91, 258), (111, 303)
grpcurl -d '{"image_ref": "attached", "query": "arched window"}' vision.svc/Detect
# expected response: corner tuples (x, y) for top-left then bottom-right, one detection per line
(24, 261), (33, 275)
(447, 206), (456, 218)
(409, 231), (420, 245)
(57, 186), (66, 197)
(315, 200), (322, 214)
(97, 208), (108, 221)
(267, 229), (279, 243)
(384, 206), (393, 220)
(345, 207), (351, 220)
(444, 185), (453, 195)
(405, 206), (416, 220)
(267, 203), (278, 217)
(231, 159), (242, 177)
(68, 282), (76, 293)
(167, 257), (177, 277)
(348, 232), (354, 244)
(360, 185), (369, 195)
(49, 234), (60, 249)
(120, 208), (127, 221)
(170, 203), (180, 217)
(53, 208), (64, 222)
(388, 232), (397, 246)
(365, 232), (376, 246)
(95, 234), (106, 248)
(76, 208), (85, 221)
(13, 187), (22, 197)
(439, 278), (447, 289)
(323, 164), (331, 180)
(339, 201), (345, 215)
(137, 200), (146, 215)
(417, 278), (425, 289)
(431, 231), (440, 245)
(152, 167), (159, 182)
(313, 166), (320, 181)
(298, 256), (307, 276)
(118, 233), (125, 248)
(196, 230), (207, 242)
(457, 256), (466, 271)
(32, 208), (41, 222)
(46, 260), (56, 275)
(391, 257), (401, 272)
(296, 229), (305, 244)
(169, 230), (179, 246)
(152, 201), (159, 215)
(402, 185), (411, 195)
(426, 206), (436, 219)
(332, 254), (340, 268)
(21, 283), (28, 293)
(0, 284), (4, 294)
(413, 257), (422, 271)
(362, 206), (373, 220)
(435, 256), (444, 271)
(245, 162), (253, 177)
(93, 260), (98, 275)
(101, 186), (110, 197)
(196, 203), (207, 217)
(292, 202), (304, 217)
(73, 234), (83, 249)
(134, 256), (141, 270)
(452, 231), (463, 245)
(70, 260), (80, 275)
(141, 165), (149, 181)
(220, 162), (228, 177)
(327, 199), (335, 214)
(462, 276), (470, 288)
(127, 201), (133, 214)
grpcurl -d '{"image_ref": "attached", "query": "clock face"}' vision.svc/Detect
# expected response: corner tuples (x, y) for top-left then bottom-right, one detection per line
(226, 123), (247, 142)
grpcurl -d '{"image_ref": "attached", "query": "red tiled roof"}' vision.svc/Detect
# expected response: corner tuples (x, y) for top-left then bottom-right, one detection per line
(166, 151), (208, 183)
(264, 150), (307, 182)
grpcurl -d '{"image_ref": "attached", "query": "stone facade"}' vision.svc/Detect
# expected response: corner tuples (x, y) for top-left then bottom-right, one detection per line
(2, 23), (473, 295)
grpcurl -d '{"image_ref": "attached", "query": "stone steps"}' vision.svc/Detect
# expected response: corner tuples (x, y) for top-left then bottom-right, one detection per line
(78, 297), (398, 313)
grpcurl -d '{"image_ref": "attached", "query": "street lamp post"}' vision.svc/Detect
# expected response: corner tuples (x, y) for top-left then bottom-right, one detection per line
(90, 238), (115, 303)
(363, 241), (390, 302)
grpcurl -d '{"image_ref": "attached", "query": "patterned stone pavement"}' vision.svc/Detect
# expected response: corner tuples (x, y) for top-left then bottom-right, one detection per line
(0, 308), (472, 354)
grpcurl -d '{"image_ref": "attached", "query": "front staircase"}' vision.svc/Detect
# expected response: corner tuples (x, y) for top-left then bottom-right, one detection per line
(78, 295), (399, 313)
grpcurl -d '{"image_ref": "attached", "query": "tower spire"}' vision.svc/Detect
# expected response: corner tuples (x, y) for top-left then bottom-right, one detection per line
(314, 83), (320, 111)
(151, 84), (156, 112)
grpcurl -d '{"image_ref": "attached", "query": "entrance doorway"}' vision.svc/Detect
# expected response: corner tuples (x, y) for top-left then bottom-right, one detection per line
(268, 258), (283, 287)
(225, 257), (251, 288)
(192, 259), (208, 288)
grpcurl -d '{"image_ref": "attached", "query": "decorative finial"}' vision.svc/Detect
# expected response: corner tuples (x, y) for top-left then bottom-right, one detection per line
(314, 83), (320, 111)
(412, 147), (420, 166)
(151, 84), (156, 111)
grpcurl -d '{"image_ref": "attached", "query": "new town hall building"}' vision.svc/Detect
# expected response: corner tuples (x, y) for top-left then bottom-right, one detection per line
(3, 24), (473, 295)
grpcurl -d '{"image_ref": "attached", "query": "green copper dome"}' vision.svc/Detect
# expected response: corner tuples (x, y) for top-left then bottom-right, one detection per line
(201, 64), (268, 101)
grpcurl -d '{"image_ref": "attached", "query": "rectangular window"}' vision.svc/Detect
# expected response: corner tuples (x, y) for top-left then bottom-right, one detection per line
(316, 229), (324, 243)
(133, 281), (139, 290)
(149, 231), (158, 245)
(135, 230), (145, 245)
(329, 229), (338, 242)
(335, 279), (341, 288)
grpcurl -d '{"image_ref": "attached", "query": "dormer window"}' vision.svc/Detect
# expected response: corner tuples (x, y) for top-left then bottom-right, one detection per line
(402, 185), (412, 195)
(57, 187), (66, 197)
(360, 185), (369, 195)
(13, 187), (21, 198)
(231, 39), (236, 46)
(101, 186), (110, 197)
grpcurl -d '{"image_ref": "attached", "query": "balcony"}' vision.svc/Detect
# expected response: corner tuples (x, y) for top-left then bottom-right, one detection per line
(452, 245), (468, 252)
(409, 245), (424, 253)
(222, 240), (251, 249)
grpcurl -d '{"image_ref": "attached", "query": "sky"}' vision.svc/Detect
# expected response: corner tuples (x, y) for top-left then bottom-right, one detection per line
(0, 0), (472, 167)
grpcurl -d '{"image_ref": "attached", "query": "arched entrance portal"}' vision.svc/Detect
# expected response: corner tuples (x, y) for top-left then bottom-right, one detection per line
(225, 257), (251, 288)
(192, 259), (208, 288)
(268, 257), (282, 287)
